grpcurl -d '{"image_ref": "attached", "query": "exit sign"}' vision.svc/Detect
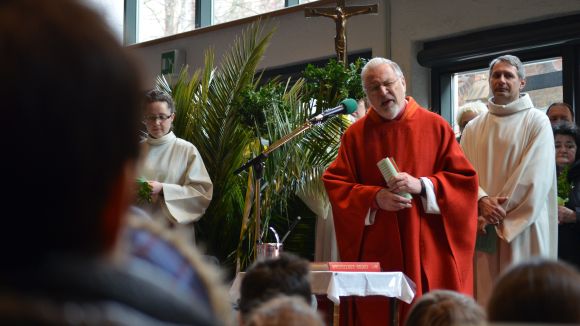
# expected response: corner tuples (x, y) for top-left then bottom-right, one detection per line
(161, 49), (185, 75)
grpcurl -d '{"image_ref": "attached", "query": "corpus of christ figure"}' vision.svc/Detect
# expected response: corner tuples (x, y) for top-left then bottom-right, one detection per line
(305, 0), (378, 65)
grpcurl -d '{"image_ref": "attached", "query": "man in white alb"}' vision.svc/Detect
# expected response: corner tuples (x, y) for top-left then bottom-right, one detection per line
(461, 54), (558, 306)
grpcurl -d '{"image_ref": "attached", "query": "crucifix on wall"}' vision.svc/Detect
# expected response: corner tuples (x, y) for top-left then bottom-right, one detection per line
(305, 0), (378, 66)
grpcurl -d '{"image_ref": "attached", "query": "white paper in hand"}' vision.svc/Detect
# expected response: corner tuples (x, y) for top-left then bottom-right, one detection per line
(377, 157), (412, 199)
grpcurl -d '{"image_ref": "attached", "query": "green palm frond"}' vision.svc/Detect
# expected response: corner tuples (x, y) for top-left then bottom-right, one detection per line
(154, 21), (362, 275)
(156, 22), (275, 273)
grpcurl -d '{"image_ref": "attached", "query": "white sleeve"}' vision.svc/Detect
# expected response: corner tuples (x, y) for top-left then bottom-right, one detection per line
(365, 208), (377, 225)
(420, 177), (441, 214)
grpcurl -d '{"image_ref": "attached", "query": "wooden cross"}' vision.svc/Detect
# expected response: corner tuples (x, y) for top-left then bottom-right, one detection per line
(305, 0), (378, 66)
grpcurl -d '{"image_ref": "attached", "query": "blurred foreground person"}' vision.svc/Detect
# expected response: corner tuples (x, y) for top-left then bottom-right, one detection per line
(0, 0), (218, 324)
(405, 290), (485, 326)
(238, 253), (312, 325)
(488, 258), (580, 324)
(245, 296), (324, 326)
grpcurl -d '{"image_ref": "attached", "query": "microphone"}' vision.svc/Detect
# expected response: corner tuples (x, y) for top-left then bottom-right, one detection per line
(309, 98), (358, 123)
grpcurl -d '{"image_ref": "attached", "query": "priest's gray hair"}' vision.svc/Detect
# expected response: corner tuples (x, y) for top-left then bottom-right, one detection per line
(489, 54), (526, 80)
(361, 57), (405, 92)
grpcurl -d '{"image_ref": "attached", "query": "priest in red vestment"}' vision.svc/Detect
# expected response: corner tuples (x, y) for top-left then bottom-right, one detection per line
(323, 57), (478, 326)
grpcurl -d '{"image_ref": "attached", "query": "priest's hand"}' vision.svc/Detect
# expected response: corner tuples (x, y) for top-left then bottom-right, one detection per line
(375, 189), (412, 211)
(478, 196), (507, 225)
(387, 172), (422, 195)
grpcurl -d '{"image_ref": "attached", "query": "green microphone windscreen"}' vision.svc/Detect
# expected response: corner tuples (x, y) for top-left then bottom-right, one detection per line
(341, 98), (358, 114)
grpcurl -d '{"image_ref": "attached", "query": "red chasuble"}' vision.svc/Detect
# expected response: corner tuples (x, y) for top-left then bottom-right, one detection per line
(323, 97), (478, 325)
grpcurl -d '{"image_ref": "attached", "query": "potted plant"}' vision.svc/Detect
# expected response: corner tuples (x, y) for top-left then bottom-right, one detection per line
(156, 22), (365, 276)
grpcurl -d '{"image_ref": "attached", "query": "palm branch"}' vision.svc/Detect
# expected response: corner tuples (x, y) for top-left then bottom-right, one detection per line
(155, 21), (360, 275)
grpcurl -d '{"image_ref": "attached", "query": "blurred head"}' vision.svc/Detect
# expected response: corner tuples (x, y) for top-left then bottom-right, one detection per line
(488, 55), (526, 105)
(362, 57), (407, 120)
(488, 258), (580, 324)
(143, 90), (175, 138)
(456, 101), (488, 132)
(405, 290), (485, 326)
(351, 97), (369, 121)
(553, 121), (578, 168)
(239, 252), (312, 322)
(245, 295), (324, 326)
(1, 0), (143, 264)
(547, 102), (574, 124)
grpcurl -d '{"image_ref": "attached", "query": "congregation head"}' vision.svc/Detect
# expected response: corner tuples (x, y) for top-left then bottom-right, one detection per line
(552, 121), (578, 168)
(405, 289), (485, 326)
(244, 295), (324, 326)
(238, 252), (312, 322)
(487, 258), (580, 324)
(547, 102), (574, 124)
(456, 101), (488, 133)
(1, 0), (143, 263)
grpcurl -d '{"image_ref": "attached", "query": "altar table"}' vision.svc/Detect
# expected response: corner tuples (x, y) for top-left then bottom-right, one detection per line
(230, 271), (416, 326)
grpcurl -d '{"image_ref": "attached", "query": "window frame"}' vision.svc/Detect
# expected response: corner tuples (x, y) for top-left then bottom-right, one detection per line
(124, 0), (323, 45)
(417, 14), (580, 124)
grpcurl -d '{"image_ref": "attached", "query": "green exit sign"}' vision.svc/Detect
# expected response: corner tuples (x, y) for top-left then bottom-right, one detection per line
(161, 49), (185, 75)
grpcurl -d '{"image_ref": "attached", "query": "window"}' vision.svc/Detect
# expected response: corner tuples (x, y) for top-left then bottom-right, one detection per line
(138, 0), (196, 43)
(83, 0), (124, 42)
(213, 0), (318, 25)
(452, 57), (563, 133)
(418, 14), (580, 131)
(213, 0), (284, 25)
(128, 0), (320, 44)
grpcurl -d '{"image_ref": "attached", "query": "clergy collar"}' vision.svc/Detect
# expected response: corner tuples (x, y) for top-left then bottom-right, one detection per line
(487, 93), (534, 117)
(146, 131), (176, 145)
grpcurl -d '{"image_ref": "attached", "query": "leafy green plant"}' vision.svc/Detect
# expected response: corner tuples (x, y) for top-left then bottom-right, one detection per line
(136, 177), (153, 204)
(303, 58), (366, 109)
(558, 165), (571, 205)
(154, 22), (364, 276)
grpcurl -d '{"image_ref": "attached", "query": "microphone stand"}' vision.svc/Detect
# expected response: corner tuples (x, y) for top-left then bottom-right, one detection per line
(234, 119), (322, 261)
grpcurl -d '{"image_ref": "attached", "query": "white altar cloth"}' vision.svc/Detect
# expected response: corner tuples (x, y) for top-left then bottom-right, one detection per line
(229, 271), (416, 305)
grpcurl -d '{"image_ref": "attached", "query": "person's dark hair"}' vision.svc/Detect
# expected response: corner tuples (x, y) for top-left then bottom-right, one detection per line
(552, 121), (579, 161)
(405, 290), (485, 326)
(547, 102), (575, 119)
(487, 258), (580, 324)
(239, 253), (312, 319)
(552, 120), (578, 138)
(1, 0), (142, 264)
(145, 89), (175, 114)
(245, 295), (324, 326)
